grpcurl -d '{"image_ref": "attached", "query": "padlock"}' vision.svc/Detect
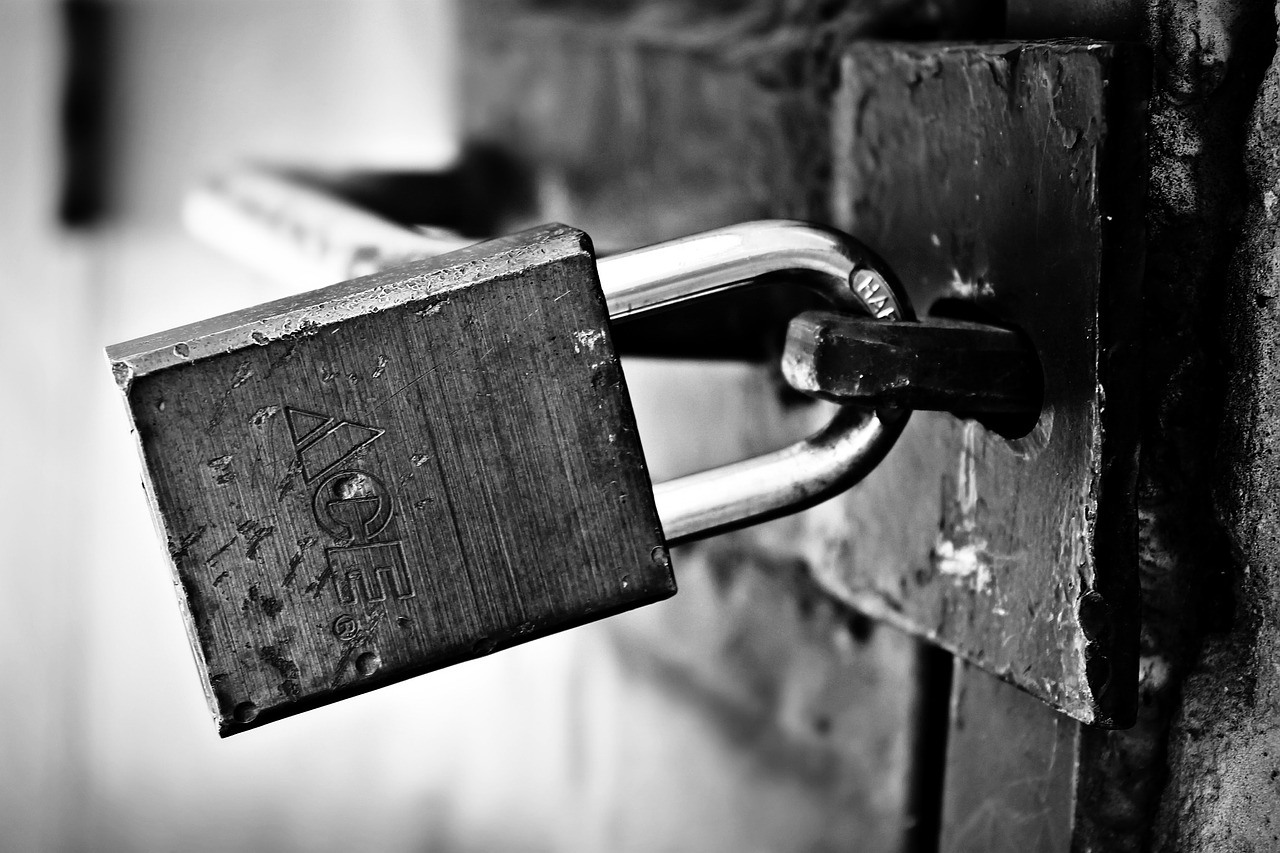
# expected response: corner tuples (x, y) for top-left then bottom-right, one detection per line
(107, 220), (910, 735)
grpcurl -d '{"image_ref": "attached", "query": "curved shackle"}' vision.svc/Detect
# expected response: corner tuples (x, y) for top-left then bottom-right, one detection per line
(595, 220), (915, 545)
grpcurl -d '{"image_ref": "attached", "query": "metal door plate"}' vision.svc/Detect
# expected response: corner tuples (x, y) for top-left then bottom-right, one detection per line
(809, 41), (1146, 726)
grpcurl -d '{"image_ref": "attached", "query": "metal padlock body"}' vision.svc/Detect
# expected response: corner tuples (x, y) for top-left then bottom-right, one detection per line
(110, 224), (672, 734)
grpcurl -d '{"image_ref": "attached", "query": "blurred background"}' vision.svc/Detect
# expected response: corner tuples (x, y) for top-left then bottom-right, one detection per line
(1, 2), (919, 850)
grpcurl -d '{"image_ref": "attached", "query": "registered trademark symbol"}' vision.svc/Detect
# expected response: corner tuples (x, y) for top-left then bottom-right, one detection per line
(332, 614), (358, 641)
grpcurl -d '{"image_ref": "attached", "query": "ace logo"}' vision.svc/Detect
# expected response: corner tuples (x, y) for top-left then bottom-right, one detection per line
(285, 406), (415, 606)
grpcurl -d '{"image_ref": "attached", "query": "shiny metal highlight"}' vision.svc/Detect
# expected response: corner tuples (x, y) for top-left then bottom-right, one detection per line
(597, 220), (913, 544)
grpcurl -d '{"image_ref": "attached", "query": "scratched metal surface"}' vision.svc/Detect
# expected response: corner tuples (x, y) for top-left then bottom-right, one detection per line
(465, 23), (1144, 725)
(108, 224), (672, 735)
(939, 661), (1078, 853)
(816, 42), (1145, 726)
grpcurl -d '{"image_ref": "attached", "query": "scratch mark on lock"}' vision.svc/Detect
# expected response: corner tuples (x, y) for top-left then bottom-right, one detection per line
(168, 525), (209, 564)
(521, 289), (568, 324)
(948, 268), (995, 299)
(236, 519), (276, 560)
(306, 565), (333, 598)
(275, 459), (302, 503)
(958, 422), (979, 516)
(370, 364), (441, 412)
(205, 535), (238, 567)
(376, 289), (574, 412)
(263, 343), (298, 379)
(249, 405), (280, 426)
(259, 412), (284, 504)
(282, 536), (315, 588)
(931, 422), (996, 592)
(933, 538), (994, 592)
(208, 363), (255, 429)
(573, 329), (605, 353)
(206, 455), (236, 485)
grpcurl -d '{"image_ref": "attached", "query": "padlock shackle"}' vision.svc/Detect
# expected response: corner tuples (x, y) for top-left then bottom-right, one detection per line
(597, 220), (913, 544)
(598, 220), (908, 321)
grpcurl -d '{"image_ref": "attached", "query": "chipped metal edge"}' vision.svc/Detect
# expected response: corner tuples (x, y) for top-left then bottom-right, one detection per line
(106, 224), (587, 390)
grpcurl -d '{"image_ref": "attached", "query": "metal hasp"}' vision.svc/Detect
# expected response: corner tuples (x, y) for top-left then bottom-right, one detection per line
(783, 312), (1043, 417)
(819, 41), (1146, 727)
